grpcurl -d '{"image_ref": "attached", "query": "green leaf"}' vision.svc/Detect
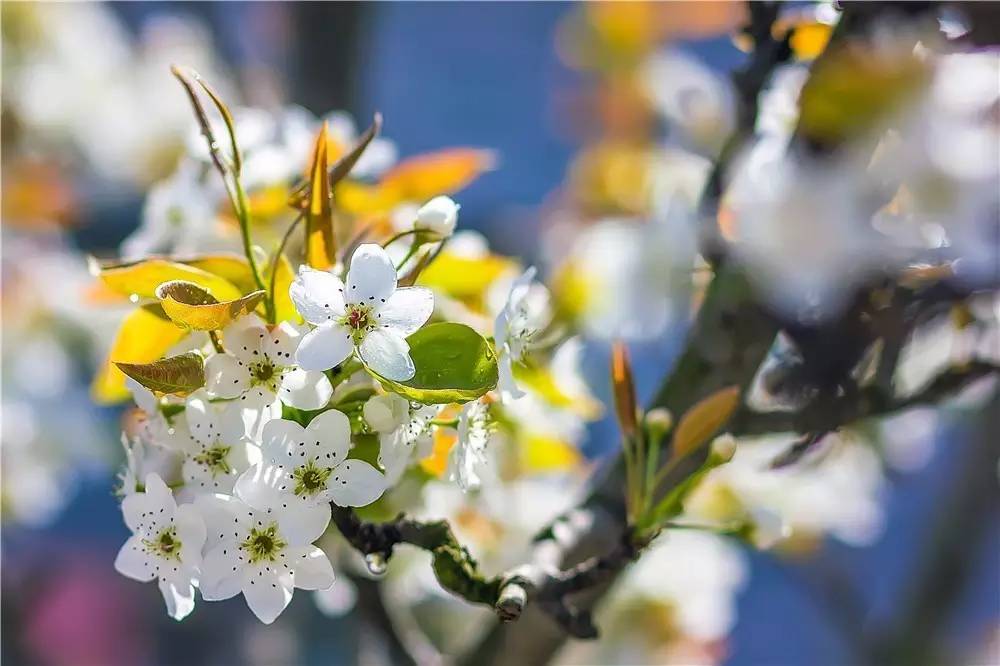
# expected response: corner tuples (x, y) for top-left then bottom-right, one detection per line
(368, 323), (498, 404)
(116, 351), (205, 396)
(156, 280), (265, 331)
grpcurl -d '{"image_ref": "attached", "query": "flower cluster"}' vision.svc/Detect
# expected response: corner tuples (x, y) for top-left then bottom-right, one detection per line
(104, 77), (599, 623)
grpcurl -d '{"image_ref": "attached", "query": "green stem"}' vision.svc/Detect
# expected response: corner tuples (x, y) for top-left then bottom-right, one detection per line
(230, 177), (272, 322)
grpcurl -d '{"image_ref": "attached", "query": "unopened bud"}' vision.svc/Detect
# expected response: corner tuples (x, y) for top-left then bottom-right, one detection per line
(709, 433), (737, 464)
(644, 408), (673, 442)
(363, 393), (410, 433)
(415, 196), (459, 238)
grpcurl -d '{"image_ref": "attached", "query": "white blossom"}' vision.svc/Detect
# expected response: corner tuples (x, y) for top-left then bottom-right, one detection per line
(126, 377), (191, 450)
(195, 492), (335, 624)
(114, 473), (206, 620)
(177, 389), (261, 497)
(447, 399), (493, 492)
(492, 267), (552, 402)
(290, 243), (434, 381)
(235, 410), (386, 509)
(372, 393), (439, 485)
(204, 317), (332, 436)
(415, 195), (460, 238)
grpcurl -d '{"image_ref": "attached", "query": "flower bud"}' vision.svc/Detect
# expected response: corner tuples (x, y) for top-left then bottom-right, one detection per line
(415, 196), (459, 238)
(644, 407), (673, 442)
(708, 433), (737, 464)
(363, 393), (410, 433)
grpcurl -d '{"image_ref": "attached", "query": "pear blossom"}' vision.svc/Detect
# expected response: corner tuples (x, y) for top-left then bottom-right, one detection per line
(415, 195), (460, 238)
(177, 390), (261, 497)
(493, 267), (552, 402)
(367, 396), (440, 484)
(114, 473), (206, 621)
(235, 410), (387, 509)
(204, 317), (332, 436)
(117, 432), (183, 497)
(127, 377), (191, 450)
(195, 492), (335, 624)
(448, 399), (494, 492)
(290, 244), (434, 381)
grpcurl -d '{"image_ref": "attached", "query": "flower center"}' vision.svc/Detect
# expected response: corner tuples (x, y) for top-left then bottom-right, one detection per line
(193, 445), (232, 477)
(248, 359), (283, 391)
(291, 459), (333, 497)
(241, 524), (287, 564)
(342, 304), (375, 343)
(143, 527), (182, 561)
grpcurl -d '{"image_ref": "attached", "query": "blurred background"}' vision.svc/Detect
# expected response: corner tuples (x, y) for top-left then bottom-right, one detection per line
(2, 2), (997, 665)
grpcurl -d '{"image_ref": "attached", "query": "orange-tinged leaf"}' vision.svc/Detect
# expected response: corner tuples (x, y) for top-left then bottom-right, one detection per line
(116, 351), (205, 396)
(305, 122), (336, 270)
(96, 258), (242, 301)
(671, 386), (741, 460)
(611, 341), (638, 439)
(377, 148), (495, 204)
(156, 280), (265, 331)
(92, 304), (190, 404)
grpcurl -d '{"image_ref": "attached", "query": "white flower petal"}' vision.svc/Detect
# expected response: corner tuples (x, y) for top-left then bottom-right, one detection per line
(346, 243), (397, 304)
(224, 324), (268, 363)
(200, 543), (244, 601)
(126, 378), (159, 414)
(174, 503), (207, 564)
(274, 500), (331, 545)
(242, 569), (294, 624)
(195, 494), (253, 551)
(305, 409), (352, 463)
(184, 391), (219, 448)
(158, 577), (196, 621)
(235, 392), (281, 441)
(497, 354), (525, 402)
(233, 463), (287, 512)
(114, 536), (157, 582)
(326, 460), (387, 507)
(359, 329), (415, 381)
(279, 368), (334, 410)
(295, 324), (353, 371)
(205, 354), (249, 399)
(377, 287), (434, 336)
(290, 267), (347, 325)
(266, 322), (302, 362)
(290, 546), (335, 591)
(261, 417), (307, 463)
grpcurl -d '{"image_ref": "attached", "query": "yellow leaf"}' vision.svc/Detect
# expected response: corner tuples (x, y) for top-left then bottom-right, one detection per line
(97, 258), (242, 301)
(416, 251), (516, 300)
(611, 341), (639, 439)
(264, 252), (300, 324)
(92, 304), (190, 404)
(671, 386), (741, 460)
(520, 434), (582, 473)
(513, 362), (602, 419)
(156, 280), (266, 331)
(184, 254), (257, 293)
(377, 148), (495, 205)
